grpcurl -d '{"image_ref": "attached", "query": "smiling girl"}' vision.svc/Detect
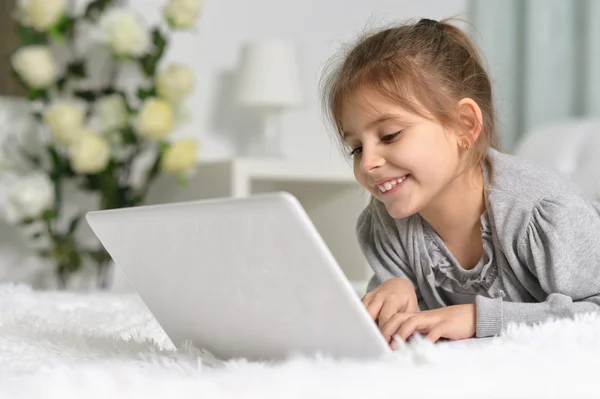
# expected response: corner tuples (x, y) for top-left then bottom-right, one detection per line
(320, 18), (600, 345)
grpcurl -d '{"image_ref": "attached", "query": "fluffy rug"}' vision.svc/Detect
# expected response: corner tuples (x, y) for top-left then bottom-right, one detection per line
(0, 283), (599, 398)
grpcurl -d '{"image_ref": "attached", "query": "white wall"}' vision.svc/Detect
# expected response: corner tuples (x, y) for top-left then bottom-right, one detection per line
(0, 0), (469, 286)
(135, 0), (470, 164)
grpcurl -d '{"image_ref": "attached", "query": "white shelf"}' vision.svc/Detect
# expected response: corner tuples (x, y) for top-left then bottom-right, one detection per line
(197, 158), (356, 183)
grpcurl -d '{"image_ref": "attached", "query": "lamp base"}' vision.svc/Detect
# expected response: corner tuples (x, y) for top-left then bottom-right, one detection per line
(242, 112), (284, 158)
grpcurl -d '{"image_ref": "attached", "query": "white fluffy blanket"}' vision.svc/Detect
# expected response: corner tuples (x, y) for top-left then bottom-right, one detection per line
(0, 284), (599, 398)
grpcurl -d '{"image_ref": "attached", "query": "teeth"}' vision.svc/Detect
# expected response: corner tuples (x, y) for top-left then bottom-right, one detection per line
(376, 176), (407, 193)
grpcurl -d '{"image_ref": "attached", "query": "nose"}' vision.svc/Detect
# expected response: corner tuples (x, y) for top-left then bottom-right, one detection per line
(359, 146), (385, 173)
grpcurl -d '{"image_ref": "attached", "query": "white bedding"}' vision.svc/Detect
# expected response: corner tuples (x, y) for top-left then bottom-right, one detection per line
(0, 283), (598, 398)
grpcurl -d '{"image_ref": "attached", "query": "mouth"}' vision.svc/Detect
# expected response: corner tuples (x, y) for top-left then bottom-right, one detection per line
(373, 175), (409, 195)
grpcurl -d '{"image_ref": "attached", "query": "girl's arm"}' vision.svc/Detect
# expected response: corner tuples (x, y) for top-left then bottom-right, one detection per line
(475, 196), (600, 337)
(356, 200), (424, 308)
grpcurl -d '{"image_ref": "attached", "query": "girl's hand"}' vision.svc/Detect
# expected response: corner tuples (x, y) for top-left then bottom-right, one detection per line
(361, 278), (419, 328)
(381, 304), (476, 345)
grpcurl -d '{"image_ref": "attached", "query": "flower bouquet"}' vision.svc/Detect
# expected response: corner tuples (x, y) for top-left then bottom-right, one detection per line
(0, 0), (202, 289)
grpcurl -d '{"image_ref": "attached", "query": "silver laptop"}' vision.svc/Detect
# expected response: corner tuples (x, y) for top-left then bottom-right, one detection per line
(86, 192), (391, 362)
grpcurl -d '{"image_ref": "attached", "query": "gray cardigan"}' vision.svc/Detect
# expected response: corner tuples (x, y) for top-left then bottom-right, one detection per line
(357, 148), (600, 337)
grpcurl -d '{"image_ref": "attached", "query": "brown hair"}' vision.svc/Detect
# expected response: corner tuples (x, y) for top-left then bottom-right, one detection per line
(320, 18), (500, 163)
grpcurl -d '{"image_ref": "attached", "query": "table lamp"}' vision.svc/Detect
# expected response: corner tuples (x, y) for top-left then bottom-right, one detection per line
(235, 39), (302, 158)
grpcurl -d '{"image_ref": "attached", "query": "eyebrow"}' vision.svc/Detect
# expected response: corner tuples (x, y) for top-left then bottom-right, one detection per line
(342, 114), (400, 139)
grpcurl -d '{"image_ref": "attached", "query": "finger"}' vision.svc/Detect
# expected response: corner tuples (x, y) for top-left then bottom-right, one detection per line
(364, 296), (384, 321)
(380, 312), (414, 343)
(378, 300), (402, 327)
(397, 315), (435, 341)
(426, 324), (446, 343)
(390, 334), (401, 350)
(360, 291), (373, 306)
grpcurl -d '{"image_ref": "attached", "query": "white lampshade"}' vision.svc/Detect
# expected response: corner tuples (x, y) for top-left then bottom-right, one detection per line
(236, 40), (302, 109)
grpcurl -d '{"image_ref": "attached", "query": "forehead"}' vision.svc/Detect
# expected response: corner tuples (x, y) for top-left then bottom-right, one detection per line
(340, 88), (417, 135)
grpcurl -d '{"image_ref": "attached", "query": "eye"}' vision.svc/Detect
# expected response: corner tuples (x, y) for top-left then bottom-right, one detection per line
(349, 146), (363, 157)
(381, 131), (402, 142)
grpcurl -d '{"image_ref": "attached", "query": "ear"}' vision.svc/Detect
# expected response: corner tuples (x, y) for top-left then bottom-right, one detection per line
(456, 98), (483, 149)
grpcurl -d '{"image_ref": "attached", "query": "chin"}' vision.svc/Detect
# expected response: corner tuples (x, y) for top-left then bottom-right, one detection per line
(383, 202), (417, 220)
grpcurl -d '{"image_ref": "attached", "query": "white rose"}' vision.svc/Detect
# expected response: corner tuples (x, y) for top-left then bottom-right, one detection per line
(44, 100), (86, 144)
(133, 98), (174, 140)
(92, 94), (129, 133)
(161, 139), (198, 173)
(68, 130), (111, 174)
(11, 46), (57, 89)
(98, 9), (151, 57)
(5, 174), (54, 223)
(18, 0), (68, 32)
(155, 63), (195, 103)
(163, 0), (202, 29)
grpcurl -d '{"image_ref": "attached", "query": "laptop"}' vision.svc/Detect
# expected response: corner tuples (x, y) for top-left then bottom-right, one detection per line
(86, 192), (392, 362)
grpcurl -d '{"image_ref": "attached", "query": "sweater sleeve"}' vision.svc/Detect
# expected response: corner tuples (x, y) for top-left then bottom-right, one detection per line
(475, 196), (600, 337)
(356, 200), (423, 306)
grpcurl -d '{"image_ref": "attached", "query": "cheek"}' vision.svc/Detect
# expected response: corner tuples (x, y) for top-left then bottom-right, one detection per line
(420, 130), (457, 162)
(402, 134), (457, 181)
(353, 162), (366, 184)
(353, 161), (376, 192)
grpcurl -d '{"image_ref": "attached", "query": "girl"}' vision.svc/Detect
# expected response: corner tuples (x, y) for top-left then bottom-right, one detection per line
(320, 18), (600, 345)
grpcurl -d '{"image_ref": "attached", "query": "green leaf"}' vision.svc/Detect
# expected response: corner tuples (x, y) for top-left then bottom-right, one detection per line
(137, 87), (156, 100)
(53, 234), (69, 245)
(129, 194), (143, 206)
(84, 0), (115, 22)
(67, 61), (86, 78)
(120, 126), (138, 145)
(177, 175), (188, 188)
(159, 140), (170, 155)
(115, 91), (135, 114)
(149, 151), (163, 174)
(67, 216), (82, 235)
(145, 152), (162, 184)
(45, 144), (76, 179)
(152, 28), (168, 56)
(98, 165), (126, 210)
(28, 88), (49, 102)
(74, 90), (97, 102)
(47, 15), (74, 43)
(17, 26), (47, 45)
(42, 208), (58, 221)
(31, 232), (43, 240)
(37, 250), (51, 258)
(10, 67), (27, 90)
(66, 251), (82, 272)
(81, 174), (100, 191)
(53, 15), (76, 38)
(165, 16), (178, 30)
(87, 248), (107, 263)
(56, 76), (68, 92)
(19, 218), (36, 226)
(100, 87), (118, 96)
(47, 145), (63, 178)
(139, 28), (168, 76)
(49, 29), (65, 45)
(140, 55), (159, 77)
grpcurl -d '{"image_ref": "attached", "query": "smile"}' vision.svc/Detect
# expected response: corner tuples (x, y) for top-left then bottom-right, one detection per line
(375, 175), (409, 194)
